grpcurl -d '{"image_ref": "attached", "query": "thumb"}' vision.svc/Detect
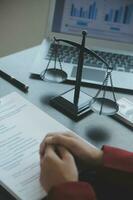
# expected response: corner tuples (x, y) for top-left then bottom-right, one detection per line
(57, 146), (74, 161)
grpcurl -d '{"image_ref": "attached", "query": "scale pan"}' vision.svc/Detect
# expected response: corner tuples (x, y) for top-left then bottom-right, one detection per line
(43, 68), (67, 83)
(90, 98), (119, 116)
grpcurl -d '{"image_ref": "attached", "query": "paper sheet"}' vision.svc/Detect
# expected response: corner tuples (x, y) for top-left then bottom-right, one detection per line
(0, 92), (71, 200)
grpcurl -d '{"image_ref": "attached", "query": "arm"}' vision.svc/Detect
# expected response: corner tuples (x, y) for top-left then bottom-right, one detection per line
(97, 145), (133, 185)
(46, 145), (133, 200)
(92, 146), (133, 199)
(102, 145), (133, 173)
(41, 132), (133, 175)
(40, 132), (133, 199)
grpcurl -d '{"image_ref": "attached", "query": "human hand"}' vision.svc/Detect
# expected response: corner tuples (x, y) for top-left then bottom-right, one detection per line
(40, 132), (103, 169)
(40, 145), (78, 192)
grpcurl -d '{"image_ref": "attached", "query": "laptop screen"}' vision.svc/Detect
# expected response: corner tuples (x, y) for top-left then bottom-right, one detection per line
(52, 0), (133, 44)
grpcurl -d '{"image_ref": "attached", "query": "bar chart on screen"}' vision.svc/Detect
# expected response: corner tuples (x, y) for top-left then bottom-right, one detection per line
(103, 0), (133, 33)
(61, 0), (133, 40)
(104, 1), (133, 25)
(70, 1), (98, 20)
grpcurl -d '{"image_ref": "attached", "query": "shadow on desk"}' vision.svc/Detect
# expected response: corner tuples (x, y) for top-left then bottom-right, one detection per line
(86, 126), (111, 142)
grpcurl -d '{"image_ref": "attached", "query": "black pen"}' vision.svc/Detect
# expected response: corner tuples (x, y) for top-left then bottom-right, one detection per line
(0, 69), (29, 93)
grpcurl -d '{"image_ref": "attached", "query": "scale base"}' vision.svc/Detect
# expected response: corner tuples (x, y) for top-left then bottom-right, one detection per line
(50, 88), (92, 121)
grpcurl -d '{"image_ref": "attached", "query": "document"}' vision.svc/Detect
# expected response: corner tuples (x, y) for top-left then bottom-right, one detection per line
(0, 92), (72, 200)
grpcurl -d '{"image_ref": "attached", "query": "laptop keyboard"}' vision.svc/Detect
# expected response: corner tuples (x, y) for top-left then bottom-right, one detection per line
(45, 44), (133, 73)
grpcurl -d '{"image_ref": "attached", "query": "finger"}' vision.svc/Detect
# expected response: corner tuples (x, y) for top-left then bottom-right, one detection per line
(58, 132), (75, 137)
(39, 132), (74, 156)
(39, 138), (46, 157)
(58, 146), (75, 162)
(44, 145), (61, 162)
(45, 135), (74, 150)
(45, 132), (74, 138)
(40, 145), (63, 174)
(39, 133), (56, 157)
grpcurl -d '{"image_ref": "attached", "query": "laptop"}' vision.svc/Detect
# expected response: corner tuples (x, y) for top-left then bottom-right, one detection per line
(31, 0), (133, 91)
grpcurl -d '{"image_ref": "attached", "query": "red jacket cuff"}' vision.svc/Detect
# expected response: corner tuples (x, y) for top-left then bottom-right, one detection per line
(102, 145), (133, 172)
(48, 182), (96, 200)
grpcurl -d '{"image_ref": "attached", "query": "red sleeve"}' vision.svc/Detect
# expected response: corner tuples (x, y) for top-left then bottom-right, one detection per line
(97, 145), (133, 185)
(47, 182), (96, 200)
(102, 145), (133, 172)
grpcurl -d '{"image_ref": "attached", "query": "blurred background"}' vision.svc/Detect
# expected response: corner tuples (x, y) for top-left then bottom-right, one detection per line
(0, 0), (49, 57)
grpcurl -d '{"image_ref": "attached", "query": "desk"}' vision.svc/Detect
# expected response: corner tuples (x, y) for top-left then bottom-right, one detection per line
(0, 46), (133, 199)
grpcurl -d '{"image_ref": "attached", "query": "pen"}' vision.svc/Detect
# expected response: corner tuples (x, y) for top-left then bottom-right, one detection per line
(0, 69), (29, 93)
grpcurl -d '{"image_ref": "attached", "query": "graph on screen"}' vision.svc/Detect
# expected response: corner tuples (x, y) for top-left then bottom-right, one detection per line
(60, 0), (133, 43)
(104, 5), (133, 24)
(70, 1), (98, 20)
